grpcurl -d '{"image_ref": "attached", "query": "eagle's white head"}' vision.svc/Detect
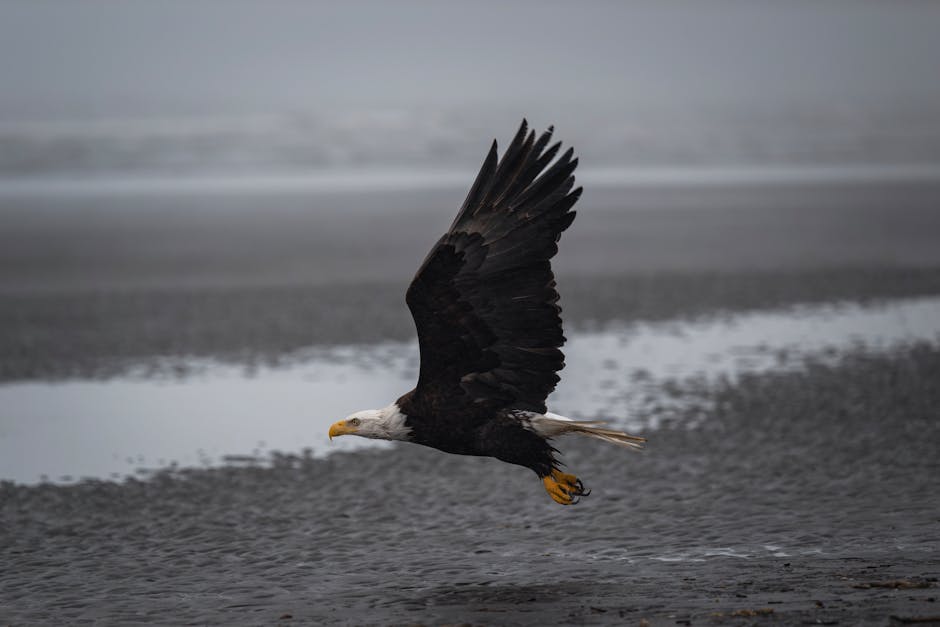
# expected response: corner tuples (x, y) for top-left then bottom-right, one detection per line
(328, 403), (411, 442)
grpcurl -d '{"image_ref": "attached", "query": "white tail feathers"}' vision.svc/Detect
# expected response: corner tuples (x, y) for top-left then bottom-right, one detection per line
(530, 414), (646, 450)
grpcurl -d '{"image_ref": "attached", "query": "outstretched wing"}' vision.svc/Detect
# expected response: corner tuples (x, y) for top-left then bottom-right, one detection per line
(404, 120), (580, 418)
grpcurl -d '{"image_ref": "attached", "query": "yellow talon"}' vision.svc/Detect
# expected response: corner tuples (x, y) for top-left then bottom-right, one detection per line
(542, 469), (589, 505)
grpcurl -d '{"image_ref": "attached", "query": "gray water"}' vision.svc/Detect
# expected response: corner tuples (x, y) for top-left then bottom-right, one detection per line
(3, 5), (940, 182)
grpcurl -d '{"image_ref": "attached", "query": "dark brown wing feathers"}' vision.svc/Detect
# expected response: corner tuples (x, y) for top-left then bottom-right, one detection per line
(405, 120), (581, 417)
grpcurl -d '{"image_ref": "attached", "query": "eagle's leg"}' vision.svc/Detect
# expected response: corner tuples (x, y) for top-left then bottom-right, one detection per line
(542, 469), (590, 505)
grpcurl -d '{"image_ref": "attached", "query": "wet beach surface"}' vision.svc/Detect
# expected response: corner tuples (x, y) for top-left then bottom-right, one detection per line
(3, 180), (940, 381)
(2, 180), (940, 624)
(2, 345), (939, 625)
(3, 295), (940, 484)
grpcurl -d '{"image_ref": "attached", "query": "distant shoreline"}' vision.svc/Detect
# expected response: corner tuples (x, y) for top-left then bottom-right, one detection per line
(1, 162), (939, 196)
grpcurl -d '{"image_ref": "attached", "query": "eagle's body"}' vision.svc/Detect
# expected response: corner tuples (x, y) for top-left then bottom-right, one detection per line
(329, 121), (644, 504)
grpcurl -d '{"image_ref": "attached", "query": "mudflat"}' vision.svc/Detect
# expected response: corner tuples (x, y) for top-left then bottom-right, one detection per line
(1, 179), (939, 624)
(2, 180), (940, 381)
(2, 345), (938, 625)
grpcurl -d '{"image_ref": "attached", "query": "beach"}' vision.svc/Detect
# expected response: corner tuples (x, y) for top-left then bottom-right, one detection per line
(1, 179), (940, 625)
(2, 345), (938, 625)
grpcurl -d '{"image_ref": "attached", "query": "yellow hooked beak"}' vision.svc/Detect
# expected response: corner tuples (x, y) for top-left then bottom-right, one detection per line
(328, 420), (358, 441)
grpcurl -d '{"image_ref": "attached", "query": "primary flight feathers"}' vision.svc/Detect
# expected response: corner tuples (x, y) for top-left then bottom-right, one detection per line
(406, 120), (580, 417)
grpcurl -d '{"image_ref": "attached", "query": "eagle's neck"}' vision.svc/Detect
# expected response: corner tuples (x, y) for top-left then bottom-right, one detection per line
(372, 403), (412, 441)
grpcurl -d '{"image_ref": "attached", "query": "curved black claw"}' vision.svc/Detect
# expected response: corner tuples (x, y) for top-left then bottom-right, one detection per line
(574, 478), (591, 497)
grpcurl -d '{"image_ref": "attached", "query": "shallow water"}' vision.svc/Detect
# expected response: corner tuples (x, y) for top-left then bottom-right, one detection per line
(2, 296), (938, 484)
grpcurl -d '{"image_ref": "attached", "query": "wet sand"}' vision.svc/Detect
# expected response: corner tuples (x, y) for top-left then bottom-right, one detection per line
(2, 180), (940, 381)
(2, 344), (938, 625)
(2, 179), (940, 624)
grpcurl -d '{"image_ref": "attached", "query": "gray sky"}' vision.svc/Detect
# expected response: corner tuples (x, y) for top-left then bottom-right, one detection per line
(1, 0), (939, 121)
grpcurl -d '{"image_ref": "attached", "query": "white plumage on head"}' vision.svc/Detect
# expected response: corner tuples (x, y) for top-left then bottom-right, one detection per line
(339, 404), (411, 441)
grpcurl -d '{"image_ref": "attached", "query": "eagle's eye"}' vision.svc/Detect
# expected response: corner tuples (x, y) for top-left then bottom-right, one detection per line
(349, 418), (362, 426)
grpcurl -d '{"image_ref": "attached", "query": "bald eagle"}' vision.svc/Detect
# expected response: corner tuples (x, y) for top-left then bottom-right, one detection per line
(329, 120), (644, 505)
